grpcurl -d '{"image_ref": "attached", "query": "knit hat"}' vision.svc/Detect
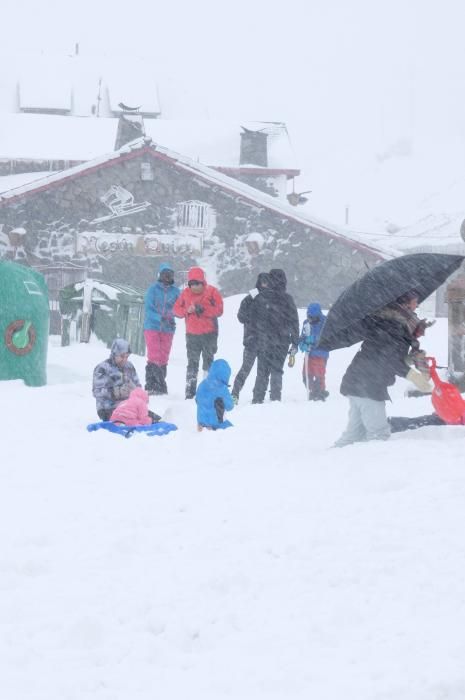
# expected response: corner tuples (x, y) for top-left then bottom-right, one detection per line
(110, 338), (131, 357)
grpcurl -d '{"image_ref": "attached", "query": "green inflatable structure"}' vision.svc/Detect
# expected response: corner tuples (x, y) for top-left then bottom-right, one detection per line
(0, 261), (49, 386)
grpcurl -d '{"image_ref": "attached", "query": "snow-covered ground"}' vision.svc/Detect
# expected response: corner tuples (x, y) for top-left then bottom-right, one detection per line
(2, 296), (465, 700)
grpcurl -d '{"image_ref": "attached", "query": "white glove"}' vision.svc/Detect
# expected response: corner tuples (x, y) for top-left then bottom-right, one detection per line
(406, 368), (433, 393)
(249, 288), (259, 299)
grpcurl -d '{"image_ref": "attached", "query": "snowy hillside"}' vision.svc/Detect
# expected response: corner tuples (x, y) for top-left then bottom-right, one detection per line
(2, 296), (465, 699)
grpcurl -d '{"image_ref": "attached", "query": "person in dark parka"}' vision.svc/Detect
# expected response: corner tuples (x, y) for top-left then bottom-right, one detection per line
(231, 272), (270, 402)
(250, 268), (300, 403)
(334, 291), (433, 447)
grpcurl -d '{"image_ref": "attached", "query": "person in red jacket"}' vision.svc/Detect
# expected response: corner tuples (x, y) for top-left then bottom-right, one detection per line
(173, 267), (224, 398)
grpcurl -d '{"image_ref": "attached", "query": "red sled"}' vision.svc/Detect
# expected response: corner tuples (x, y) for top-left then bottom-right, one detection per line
(426, 356), (465, 425)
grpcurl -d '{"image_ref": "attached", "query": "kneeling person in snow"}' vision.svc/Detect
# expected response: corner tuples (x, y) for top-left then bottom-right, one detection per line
(92, 338), (142, 421)
(110, 387), (161, 426)
(196, 359), (235, 430)
(334, 290), (433, 447)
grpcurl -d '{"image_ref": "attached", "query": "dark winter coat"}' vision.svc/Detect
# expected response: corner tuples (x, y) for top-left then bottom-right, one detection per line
(196, 359), (234, 428)
(144, 263), (180, 333)
(250, 269), (299, 352)
(237, 273), (270, 348)
(340, 309), (415, 401)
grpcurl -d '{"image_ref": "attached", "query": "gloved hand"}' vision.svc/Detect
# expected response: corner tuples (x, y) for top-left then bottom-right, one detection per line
(288, 345), (298, 368)
(249, 288), (259, 299)
(194, 304), (204, 316)
(299, 340), (311, 353)
(406, 368), (433, 393)
(113, 384), (131, 400)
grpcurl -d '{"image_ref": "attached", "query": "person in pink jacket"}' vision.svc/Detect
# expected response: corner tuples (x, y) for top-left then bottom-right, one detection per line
(110, 387), (160, 426)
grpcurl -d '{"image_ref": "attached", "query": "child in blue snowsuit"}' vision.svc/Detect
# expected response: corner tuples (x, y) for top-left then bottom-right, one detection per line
(196, 359), (234, 430)
(299, 302), (329, 400)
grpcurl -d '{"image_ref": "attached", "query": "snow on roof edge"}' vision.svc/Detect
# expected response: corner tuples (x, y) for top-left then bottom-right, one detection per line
(0, 137), (389, 259)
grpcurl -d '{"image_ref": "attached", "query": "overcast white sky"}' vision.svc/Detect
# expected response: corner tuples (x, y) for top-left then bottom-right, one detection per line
(4, 0), (465, 227)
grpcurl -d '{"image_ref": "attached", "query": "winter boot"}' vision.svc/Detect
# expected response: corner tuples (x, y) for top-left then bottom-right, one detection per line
(145, 362), (158, 394)
(185, 374), (197, 399)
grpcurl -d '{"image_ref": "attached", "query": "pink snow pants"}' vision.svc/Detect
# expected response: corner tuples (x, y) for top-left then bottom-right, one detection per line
(144, 330), (174, 365)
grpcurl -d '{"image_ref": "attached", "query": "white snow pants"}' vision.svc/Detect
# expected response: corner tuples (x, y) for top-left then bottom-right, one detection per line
(334, 395), (391, 447)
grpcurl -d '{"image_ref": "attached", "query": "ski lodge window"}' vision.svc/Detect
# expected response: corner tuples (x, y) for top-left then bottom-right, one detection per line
(177, 201), (210, 231)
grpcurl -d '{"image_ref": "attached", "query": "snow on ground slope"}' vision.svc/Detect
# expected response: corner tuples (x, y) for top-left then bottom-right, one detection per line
(1, 297), (465, 700)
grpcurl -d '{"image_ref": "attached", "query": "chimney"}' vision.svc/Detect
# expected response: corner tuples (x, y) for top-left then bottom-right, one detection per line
(240, 127), (268, 167)
(114, 112), (145, 150)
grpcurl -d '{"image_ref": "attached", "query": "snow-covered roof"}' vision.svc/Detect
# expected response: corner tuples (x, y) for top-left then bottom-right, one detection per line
(0, 114), (116, 161)
(0, 54), (160, 118)
(0, 114), (298, 173)
(144, 120), (298, 172)
(0, 171), (57, 194)
(0, 137), (388, 259)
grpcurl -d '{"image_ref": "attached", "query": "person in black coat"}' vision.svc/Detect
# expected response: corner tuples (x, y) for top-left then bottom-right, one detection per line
(250, 268), (300, 403)
(334, 291), (433, 447)
(231, 272), (270, 403)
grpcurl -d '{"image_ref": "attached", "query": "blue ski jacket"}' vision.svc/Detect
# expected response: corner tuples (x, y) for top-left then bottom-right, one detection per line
(299, 303), (329, 359)
(144, 264), (180, 333)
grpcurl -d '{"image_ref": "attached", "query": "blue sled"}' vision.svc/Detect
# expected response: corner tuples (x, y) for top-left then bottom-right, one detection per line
(87, 421), (178, 438)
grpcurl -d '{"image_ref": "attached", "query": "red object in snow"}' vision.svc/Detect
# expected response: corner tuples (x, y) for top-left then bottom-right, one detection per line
(426, 356), (465, 425)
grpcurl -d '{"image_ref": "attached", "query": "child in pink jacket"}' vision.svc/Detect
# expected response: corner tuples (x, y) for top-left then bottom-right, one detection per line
(110, 387), (160, 426)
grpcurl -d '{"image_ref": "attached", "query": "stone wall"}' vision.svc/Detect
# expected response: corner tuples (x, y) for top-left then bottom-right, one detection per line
(0, 149), (385, 306)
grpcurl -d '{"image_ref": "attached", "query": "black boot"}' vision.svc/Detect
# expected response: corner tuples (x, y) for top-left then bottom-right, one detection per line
(145, 362), (157, 394)
(185, 374), (197, 399)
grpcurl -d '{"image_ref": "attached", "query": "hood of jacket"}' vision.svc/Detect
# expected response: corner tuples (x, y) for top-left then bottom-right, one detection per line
(207, 359), (231, 384)
(269, 268), (287, 291)
(187, 267), (206, 283)
(307, 302), (324, 319)
(256, 272), (270, 291)
(158, 262), (174, 275)
(129, 387), (149, 403)
(110, 338), (131, 357)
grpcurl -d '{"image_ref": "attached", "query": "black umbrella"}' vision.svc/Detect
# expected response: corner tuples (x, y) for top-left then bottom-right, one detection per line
(318, 253), (465, 351)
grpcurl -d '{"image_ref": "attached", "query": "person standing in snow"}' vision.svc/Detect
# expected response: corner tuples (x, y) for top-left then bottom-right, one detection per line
(196, 358), (235, 431)
(92, 338), (141, 421)
(298, 302), (329, 400)
(173, 266), (223, 399)
(231, 272), (270, 403)
(143, 262), (180, 395)
(334, 290), (433, 447)
(250, 268), (300, 403)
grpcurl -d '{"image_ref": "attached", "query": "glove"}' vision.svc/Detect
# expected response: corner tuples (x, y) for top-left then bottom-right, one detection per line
(249, 288), (259, 299)
(406, 368), (433, 393)
(194, 304), (204, 316)
(299, 340), (311, 353)
(288, 345), (298, 368)
(113, 384), (131, 400)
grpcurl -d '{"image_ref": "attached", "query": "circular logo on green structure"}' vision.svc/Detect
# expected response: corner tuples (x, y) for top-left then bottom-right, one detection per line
(5, 319), (36, 355)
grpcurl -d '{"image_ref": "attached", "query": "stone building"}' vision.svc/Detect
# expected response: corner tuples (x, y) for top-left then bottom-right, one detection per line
(0, 137), (388, 317)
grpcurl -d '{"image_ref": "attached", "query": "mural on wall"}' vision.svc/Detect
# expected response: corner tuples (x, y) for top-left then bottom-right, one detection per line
(91, 185), (151, 224)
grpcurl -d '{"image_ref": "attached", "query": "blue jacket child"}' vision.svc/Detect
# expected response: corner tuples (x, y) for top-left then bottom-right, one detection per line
(299, 303), (329, 358)
(196, 359), (234, 430)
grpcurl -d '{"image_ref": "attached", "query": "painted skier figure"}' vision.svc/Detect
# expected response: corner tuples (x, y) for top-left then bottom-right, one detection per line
(298, 302), (329, 400)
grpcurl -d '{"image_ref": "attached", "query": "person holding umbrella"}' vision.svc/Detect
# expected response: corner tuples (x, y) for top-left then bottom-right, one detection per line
(316, 253), (465, 448)
(333, 290), (433, 447)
